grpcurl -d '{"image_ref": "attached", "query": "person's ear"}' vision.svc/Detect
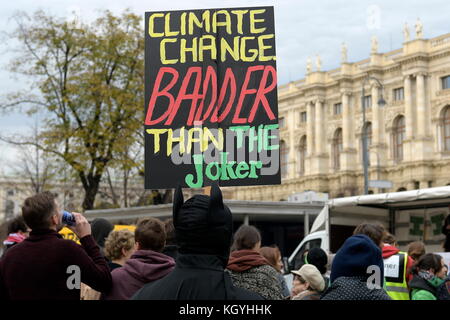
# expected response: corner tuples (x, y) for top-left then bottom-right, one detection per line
(51, 214), (59, 226)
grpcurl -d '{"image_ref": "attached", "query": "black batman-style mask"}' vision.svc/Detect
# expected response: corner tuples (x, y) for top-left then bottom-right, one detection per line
(173, 183), (233, 267)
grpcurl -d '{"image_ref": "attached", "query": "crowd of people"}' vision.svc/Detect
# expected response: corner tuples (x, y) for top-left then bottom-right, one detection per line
(0, 186), (449, 300)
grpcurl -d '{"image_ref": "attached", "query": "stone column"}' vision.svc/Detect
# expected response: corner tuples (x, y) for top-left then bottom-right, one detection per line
(315, 99), (324, 155)
(404, 75), (413, 139)
(342, 92), (352, 149)
(288, 109), (296, 179)
(414, 72), (433, 161)
(403, 75), (413, 162)
(306, 101), (314, 156)
(416, 73), (426, 137)
(341, 92), (357, 171)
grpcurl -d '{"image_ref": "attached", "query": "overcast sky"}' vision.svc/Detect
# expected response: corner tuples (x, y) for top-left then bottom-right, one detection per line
(1, 0), (450, 173)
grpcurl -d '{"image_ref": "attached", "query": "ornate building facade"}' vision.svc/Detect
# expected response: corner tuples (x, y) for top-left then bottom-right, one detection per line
(227, 28), (450, 200)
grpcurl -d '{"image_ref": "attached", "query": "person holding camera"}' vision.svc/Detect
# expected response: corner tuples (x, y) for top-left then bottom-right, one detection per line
(0, 191), (112, 300)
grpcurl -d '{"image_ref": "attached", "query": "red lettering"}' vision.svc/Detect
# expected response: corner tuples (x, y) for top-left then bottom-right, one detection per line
(232, 65), (264, 124)
(145, 65), (276, 126)
(145, 67), (178, 125)
(211, 68), (237, 123)
(248, 65), (277, 123)
(166, 67), (202, 126)
(194, 66), (217, 124)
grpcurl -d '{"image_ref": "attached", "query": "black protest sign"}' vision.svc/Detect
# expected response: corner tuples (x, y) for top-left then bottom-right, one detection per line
(144, 7), (280, 189)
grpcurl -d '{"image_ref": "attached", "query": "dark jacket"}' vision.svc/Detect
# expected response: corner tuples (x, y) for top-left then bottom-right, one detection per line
(162, 245), (179, 261)
(409, 274), (444, 300)
(437, 275), (450, 300)
(277, 273), (290, 298)
(443, 215), (450, 252)
(132, 254), (263, 300)
(103, 249), (175, 300)
(108, 261), (122, 271)
(0, 229), (111, 300)
(321, 276), (391, 300)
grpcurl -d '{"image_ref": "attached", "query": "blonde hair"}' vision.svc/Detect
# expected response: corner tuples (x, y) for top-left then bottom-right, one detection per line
(104, 229), (135, 261)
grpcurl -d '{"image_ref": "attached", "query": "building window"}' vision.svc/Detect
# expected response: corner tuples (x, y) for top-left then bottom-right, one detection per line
(362, 122), (372, 166)
(393, 116), (405, 162)
(300, 112), (307, 123)
(281, 140), (288, 179)
(299, 136), (307, 175)
(7, 190), (14, 196)
(334, 103), (342, 115)
(444, 107), (450, 151)
(333, 128), (343, 170)
(363, 95), (372, 109)
(279, 117), (285, 128)
(393, 87), (404, 101)
(5, 200), (14, 220)
(442, 76), (450, 89)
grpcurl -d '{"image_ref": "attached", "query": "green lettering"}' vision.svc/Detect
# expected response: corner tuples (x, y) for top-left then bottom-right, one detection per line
(220, 152), (237, 180)
(229, 125), (250, 148)
(185, 154), (204, 187)
(409, 216), (424, 236)
(248, 161), (262, 178)
(236, 162), (250, 178)
(205, 162), (221, 181)
(264, 124), (279, 151)
(430, 214), (445, 236)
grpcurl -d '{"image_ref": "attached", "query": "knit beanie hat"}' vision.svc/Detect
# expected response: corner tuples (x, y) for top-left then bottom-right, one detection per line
(330, 234), (384, 283)
(304, 247), (328, 275)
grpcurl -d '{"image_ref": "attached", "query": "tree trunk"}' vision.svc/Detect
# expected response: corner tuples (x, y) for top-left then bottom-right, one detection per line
(82, 176), (101, 211)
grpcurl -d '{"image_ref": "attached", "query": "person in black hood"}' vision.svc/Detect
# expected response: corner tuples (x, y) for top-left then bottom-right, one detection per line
(162, 218), (178, 261)
(132, 184), (262, 300)
(91, 218), (114, 255)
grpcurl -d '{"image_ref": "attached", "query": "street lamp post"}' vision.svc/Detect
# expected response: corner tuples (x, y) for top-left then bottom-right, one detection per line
(361, 75), (386, 194)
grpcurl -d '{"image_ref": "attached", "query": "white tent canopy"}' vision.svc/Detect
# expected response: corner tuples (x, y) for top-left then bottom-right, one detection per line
(330, 186), (450, 208)
(309, 186), (450, 234)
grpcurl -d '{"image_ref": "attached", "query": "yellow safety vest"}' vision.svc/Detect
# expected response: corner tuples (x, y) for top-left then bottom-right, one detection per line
(384, 251), (410, 300)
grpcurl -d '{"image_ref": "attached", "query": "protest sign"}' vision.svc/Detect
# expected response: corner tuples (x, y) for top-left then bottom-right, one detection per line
(144, 7), (280, 188)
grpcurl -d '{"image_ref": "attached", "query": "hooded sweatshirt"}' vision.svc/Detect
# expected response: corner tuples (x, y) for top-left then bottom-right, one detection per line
(382, 245), (414, 283)
(103, 249), (175, 300)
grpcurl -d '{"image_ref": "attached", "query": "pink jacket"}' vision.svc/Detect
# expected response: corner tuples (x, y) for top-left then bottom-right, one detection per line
(103, 249), (175, 300)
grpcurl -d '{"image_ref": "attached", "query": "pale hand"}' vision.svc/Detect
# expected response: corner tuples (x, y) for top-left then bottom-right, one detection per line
(67, 212), (92, 239)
